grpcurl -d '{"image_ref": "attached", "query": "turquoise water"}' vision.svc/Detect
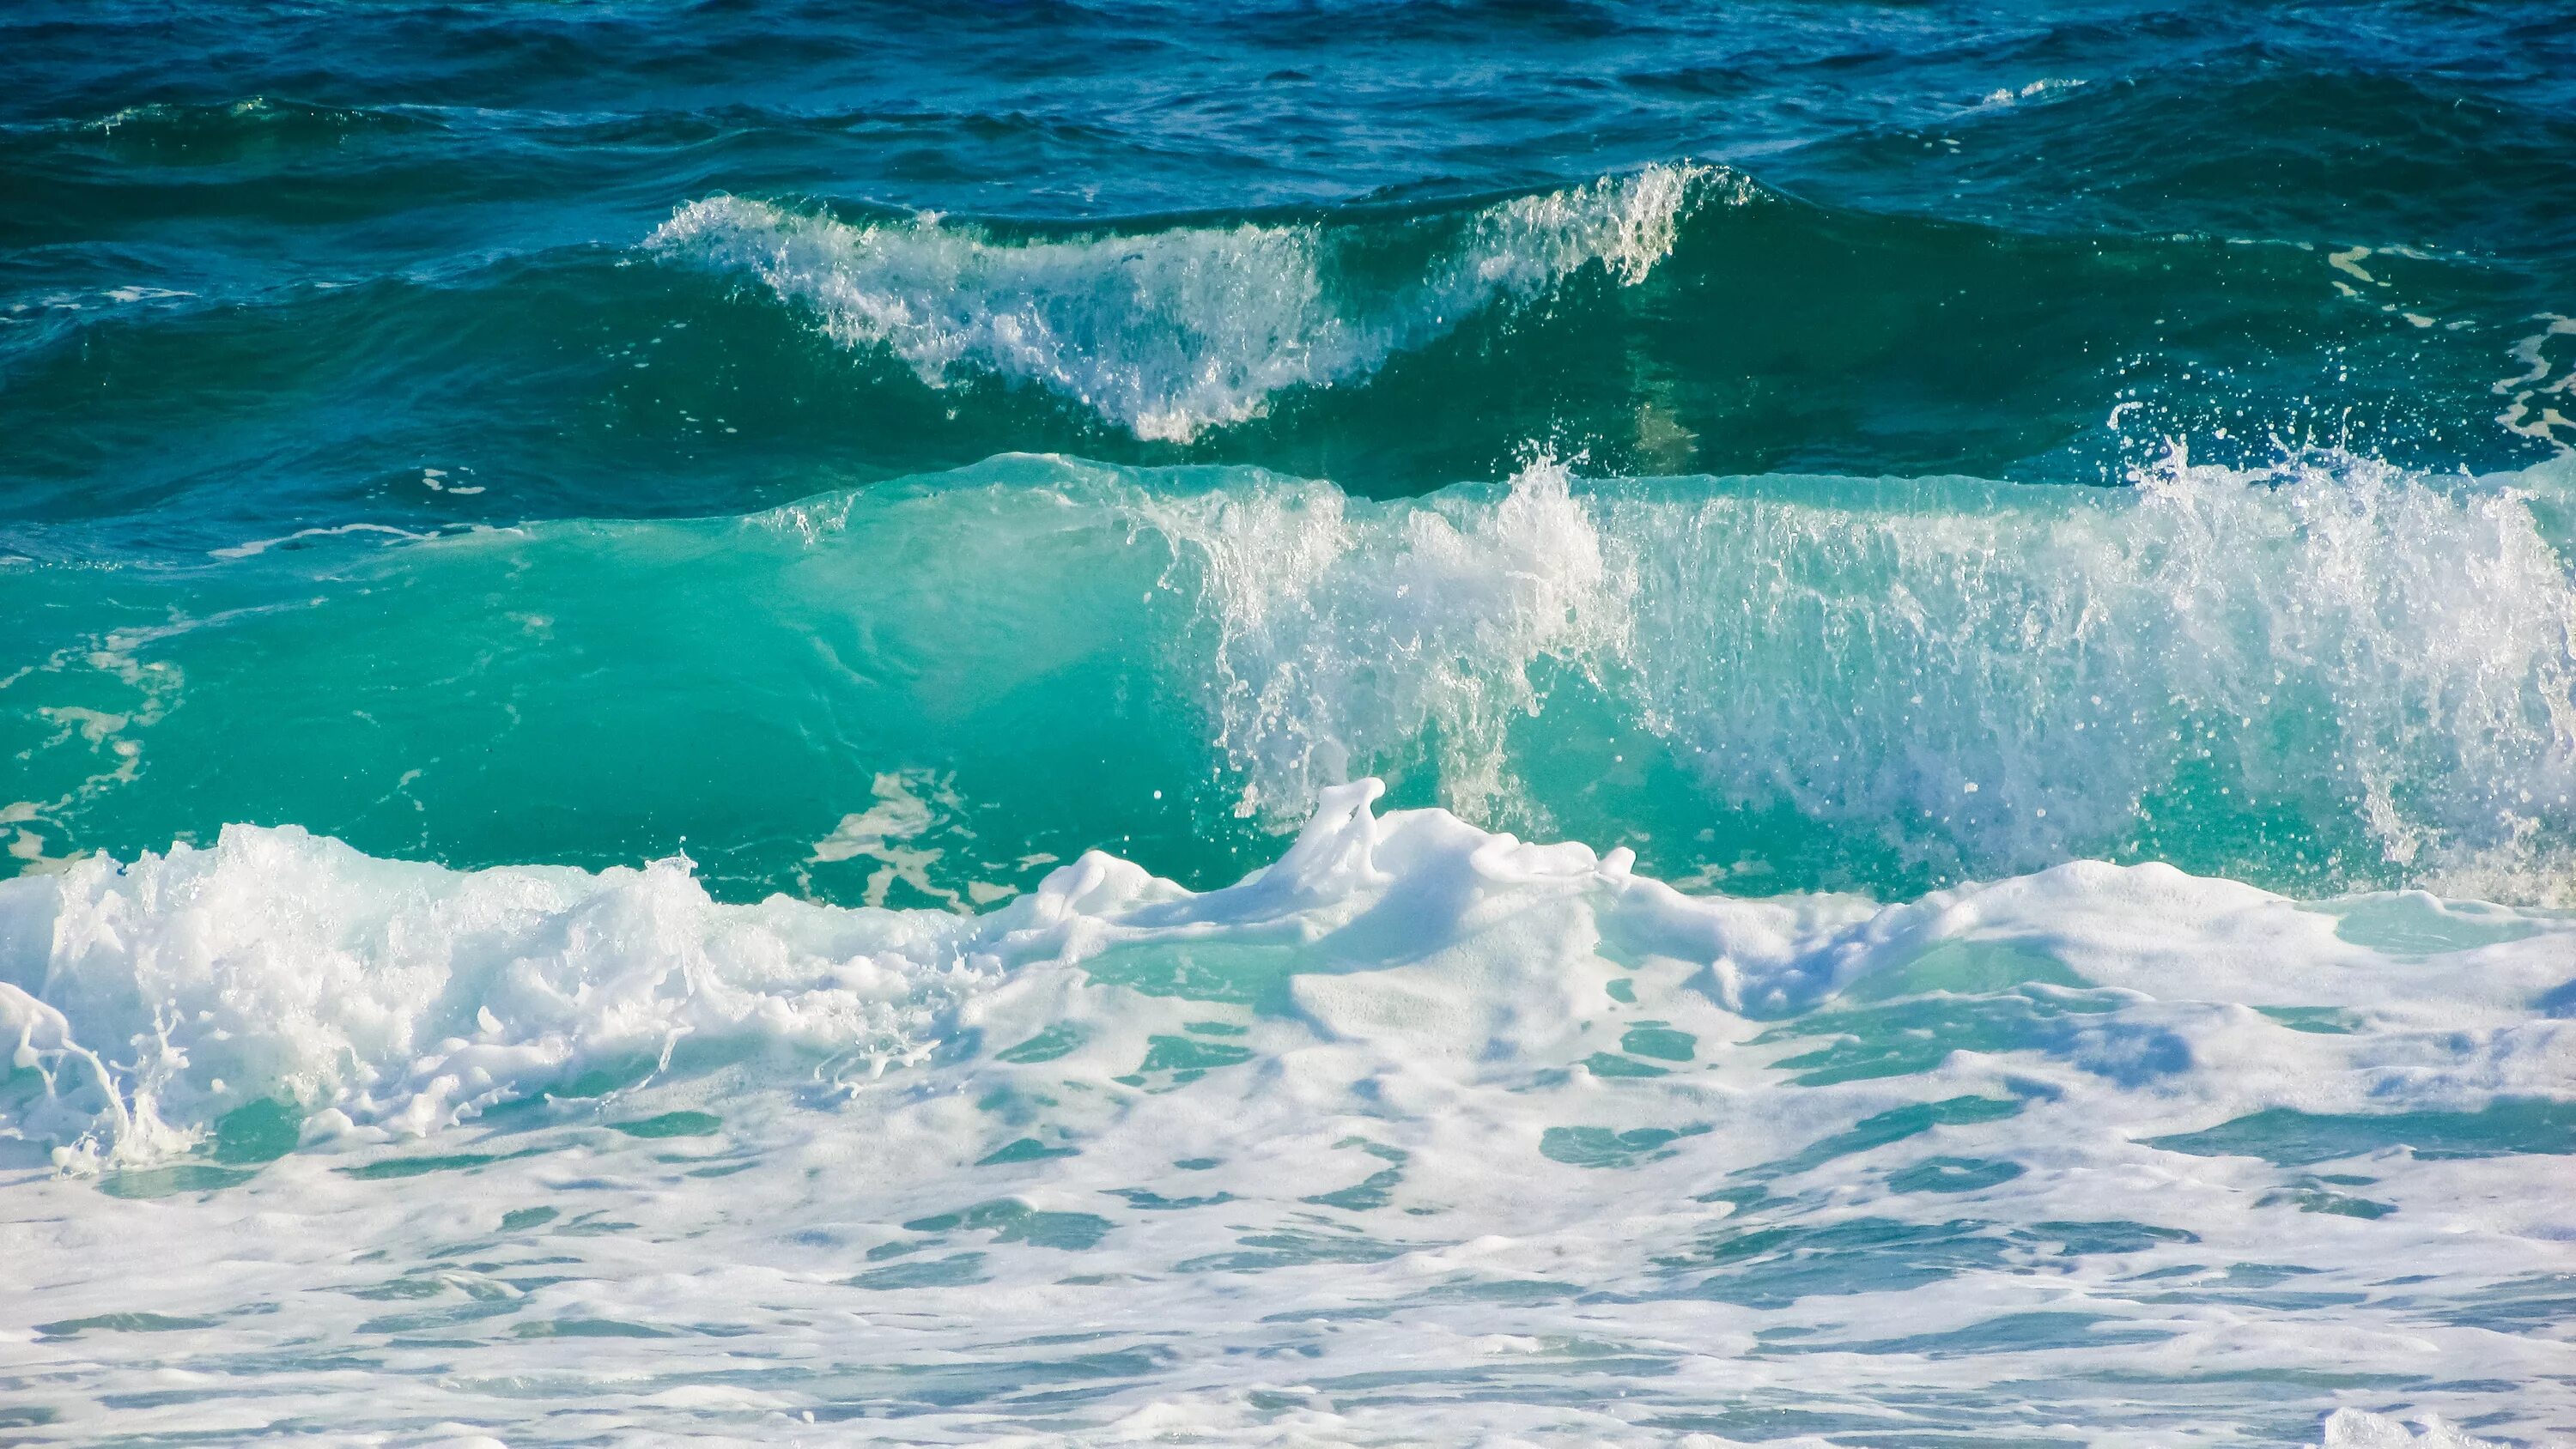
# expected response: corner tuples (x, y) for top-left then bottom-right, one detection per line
(5, 3), (2576, 1444)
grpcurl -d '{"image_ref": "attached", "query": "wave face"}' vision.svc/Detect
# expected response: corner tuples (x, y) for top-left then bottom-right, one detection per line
(11, 453), (2574, 909)
(3, 788), (2571, 1442)
(650, 165), (1728, 440)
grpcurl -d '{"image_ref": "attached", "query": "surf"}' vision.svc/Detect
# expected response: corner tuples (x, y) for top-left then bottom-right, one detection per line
(3, 782), (2570, 1442)
(648, 163), (1735, 441)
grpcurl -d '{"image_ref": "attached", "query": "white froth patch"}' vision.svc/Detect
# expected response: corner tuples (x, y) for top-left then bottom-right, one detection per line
(6, 780), (2574, 1161)
(4, 785), (2576, 1440)
(648, 164), (1736, 440)
(4, 826), (996, 1165)
(1978, 76), (2087, 106)
(2324, 1410), (2508, 1449)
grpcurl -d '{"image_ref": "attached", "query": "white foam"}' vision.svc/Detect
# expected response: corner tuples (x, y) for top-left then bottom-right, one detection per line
(1977, 76), (2087, 107)
(2494, 312), (2576, 452)
(2323, 1410), (2507, 1449)
(209, 521), (442, 560)
(4, 786), (2575, 1441)
(649, 165), (1737, 440)
(3, 824), (999, 1162)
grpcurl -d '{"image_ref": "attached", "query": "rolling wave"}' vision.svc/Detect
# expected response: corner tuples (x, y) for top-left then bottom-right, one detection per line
(8, 160), (2558, 535)
(9, 450), (2572, 906)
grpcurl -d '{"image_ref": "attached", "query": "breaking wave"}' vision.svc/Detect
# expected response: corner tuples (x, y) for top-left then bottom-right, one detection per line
(648, 163), (1740, 440)
(9, 450), (2575, 906)
(1145, 448), (2576, 896)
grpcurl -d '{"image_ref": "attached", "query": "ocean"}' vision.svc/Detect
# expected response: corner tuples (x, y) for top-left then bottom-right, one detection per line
(3, 2), (2574, 1444)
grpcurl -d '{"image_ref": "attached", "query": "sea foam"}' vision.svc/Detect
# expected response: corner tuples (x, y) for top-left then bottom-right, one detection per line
(3, 785), (2573, 1442)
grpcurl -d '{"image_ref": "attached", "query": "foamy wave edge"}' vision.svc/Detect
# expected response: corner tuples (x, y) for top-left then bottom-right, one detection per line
(647, 163), (1748, 440)
(8, 776), (2575, 1177)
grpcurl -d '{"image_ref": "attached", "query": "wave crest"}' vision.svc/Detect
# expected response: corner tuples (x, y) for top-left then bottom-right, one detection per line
(648, 164), (1740, 440)
(3, 826), (999, 1169)
(1145, 448), (2576, 894)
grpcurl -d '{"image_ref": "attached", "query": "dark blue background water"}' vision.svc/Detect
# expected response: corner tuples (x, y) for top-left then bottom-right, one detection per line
(7, 1), (2573, 542)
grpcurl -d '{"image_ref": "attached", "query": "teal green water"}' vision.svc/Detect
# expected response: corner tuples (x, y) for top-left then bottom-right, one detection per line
(10, 452), (2573, 905)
